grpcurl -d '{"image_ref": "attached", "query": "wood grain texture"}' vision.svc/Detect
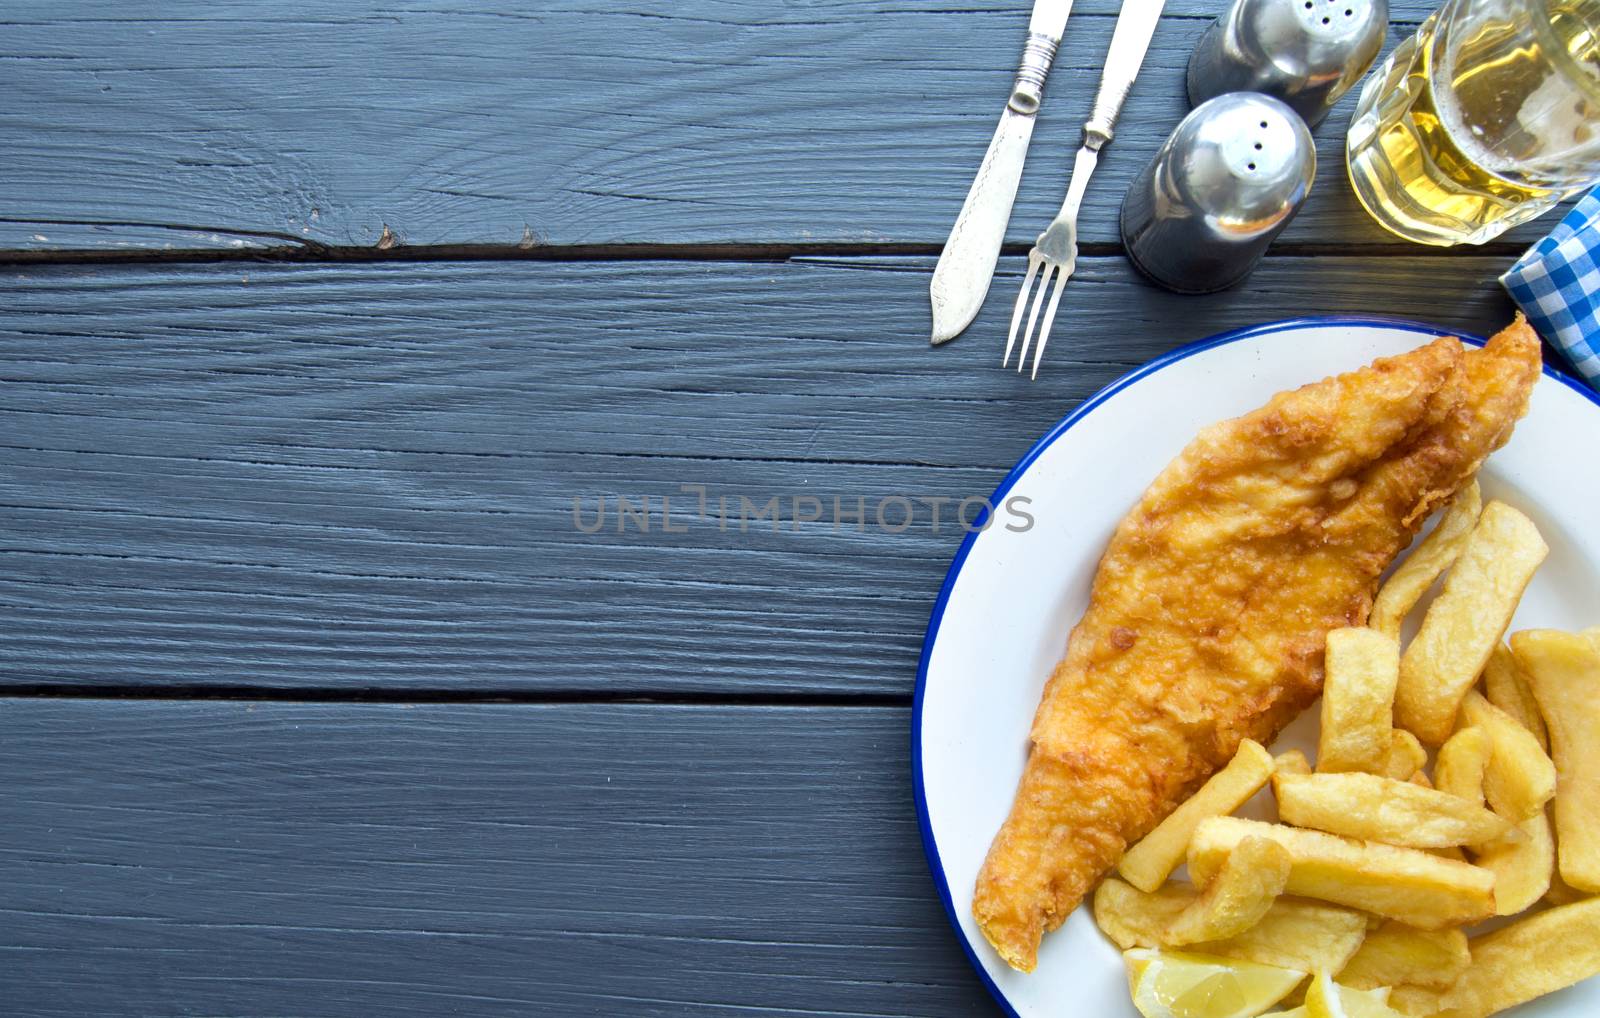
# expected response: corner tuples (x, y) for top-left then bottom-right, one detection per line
(0, 257), (1524, 694)
(0, 0), (1565, 253)
(0, 698), (994, 1016)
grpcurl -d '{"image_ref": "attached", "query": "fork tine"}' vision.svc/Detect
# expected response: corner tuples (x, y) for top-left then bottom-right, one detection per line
(1015, 261), (1056, 373)
(1029, 268), (1070, 380)
(1002, 256), (1041, 368)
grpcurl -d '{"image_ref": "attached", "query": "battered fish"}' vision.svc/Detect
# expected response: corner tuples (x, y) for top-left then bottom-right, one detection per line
(974, 319), (1543, 972)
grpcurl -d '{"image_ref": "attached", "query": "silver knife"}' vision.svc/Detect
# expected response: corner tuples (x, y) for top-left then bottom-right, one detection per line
(930, 0), (1076, 346)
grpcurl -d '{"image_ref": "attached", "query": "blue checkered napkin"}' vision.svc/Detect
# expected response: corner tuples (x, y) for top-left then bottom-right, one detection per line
(1501, 188), (1600, 391)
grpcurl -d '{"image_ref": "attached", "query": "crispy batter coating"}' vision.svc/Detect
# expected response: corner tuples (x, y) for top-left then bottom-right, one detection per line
(973, 320), (1543, 971)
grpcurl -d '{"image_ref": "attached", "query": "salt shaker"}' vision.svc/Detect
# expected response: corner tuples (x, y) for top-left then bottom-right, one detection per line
(1186, 0), (1387, 127)
(1121, 93), (1315, 294)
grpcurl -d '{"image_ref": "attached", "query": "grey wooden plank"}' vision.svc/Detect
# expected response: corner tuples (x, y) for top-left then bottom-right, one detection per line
(0, 698), (993, 1017)
(0, 257), (1525, 693)
(0, 0), (1564, 252)
(0, 220), (282, 252)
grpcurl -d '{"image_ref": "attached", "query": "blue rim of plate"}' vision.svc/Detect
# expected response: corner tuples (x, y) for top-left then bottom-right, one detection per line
(911, 315), (1600, 1018)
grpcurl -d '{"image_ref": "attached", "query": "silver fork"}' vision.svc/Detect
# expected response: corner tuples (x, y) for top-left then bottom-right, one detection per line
(1004, 0), (1168, 379)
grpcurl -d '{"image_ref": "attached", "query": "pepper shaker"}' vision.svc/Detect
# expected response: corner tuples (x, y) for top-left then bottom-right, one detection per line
(1121, 93), (1315, 294)
(1186, 0), (1387, 127)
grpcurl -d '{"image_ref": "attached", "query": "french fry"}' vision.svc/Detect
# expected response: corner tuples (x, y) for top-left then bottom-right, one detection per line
(1473, 806), (1553, 915)
(1546, 866), (1593, 906)
(1273, 772), (1511, 848)
(1458, 690), (1556, 824)
(1388, 984), (1446, 1017)
(1453, 690), (1551, 918)
(1512, 629), (1600, 891)
(1093, 879), (1192, 947)
(1318, 628), (1401, 774)
(1395, 502), (1548, 745)
(1336, 920), (1469, 991)
(1092, 877), (1368, 973)
(1433, 726), (1488, 807)
(1369, 481), (1482, 638)
(1425, 733), (1476, 869)
(1429, 898), (1600, 1018)
(1382, 729), (1428, 781)
(1413, 782), (1476, 858)
(1482, 643), (1548, 752)
(1484, 637), (1587, 915)
(1118, 739), (1274, 892)
(1163, 836), (1291, 945)
(1188, 817), (1496, 930)
(1275, 749), (1313, 776)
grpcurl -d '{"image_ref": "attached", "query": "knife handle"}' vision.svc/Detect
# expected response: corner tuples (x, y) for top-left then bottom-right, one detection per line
(1084, 0), (1167, 148)
(1008, 32), (1060, 116)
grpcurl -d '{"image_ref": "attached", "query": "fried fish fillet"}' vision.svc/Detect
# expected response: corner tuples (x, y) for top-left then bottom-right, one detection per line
(974, 319), (1543, 972)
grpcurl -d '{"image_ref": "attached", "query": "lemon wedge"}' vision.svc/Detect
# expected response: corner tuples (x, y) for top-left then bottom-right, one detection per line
(1125, 948), (1307, 1018)
(1303, 971), (1403, 1018)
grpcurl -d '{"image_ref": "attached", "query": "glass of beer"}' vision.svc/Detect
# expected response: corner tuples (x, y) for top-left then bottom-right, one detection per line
(1346, 0), (1600, 245)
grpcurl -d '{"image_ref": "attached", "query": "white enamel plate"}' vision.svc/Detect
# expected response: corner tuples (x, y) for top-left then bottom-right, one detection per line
(914, 318), (1600, 1018)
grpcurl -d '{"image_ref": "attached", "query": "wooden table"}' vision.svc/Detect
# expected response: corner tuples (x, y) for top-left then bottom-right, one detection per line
(0, 2), (1551, 1014)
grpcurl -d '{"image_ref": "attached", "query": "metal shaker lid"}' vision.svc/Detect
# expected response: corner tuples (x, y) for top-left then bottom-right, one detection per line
(1121, 93), (1315, 293)
(1169, 92), (1316, 231)
(1187, 0), (1388, 126)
